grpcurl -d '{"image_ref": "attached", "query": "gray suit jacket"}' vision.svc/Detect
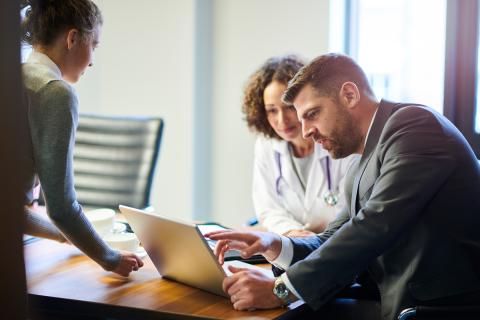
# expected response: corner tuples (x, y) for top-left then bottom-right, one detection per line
(285, 100), (480, 320)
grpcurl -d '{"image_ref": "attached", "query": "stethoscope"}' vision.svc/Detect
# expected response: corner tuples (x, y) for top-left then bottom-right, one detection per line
(322, 157), (339, 206)
(274, 151), (339, 206)
(275, 151), (283, 196)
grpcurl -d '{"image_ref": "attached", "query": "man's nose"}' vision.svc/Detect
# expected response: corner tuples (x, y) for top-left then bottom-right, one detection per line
(302, 121), (315, 139)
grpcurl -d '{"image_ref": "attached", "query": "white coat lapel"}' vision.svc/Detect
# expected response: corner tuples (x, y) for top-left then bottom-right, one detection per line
(272, 140), (305, 208)
(304, 143), (329, 211)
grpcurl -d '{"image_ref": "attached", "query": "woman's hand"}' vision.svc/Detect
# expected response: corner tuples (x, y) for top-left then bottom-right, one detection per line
(111, 251), (144, 277)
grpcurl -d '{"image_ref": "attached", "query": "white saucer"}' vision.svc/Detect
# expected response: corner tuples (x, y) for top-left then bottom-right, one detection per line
(113, 222), (127, 233)
(135, 246), (148, 259)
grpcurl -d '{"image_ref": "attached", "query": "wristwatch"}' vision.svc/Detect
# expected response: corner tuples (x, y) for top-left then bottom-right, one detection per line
(272, 277), (292, 306)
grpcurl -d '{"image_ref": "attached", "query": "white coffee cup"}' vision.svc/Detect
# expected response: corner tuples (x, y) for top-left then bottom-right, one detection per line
(84, 208), (115, 237)
(104, 233), (140, 252)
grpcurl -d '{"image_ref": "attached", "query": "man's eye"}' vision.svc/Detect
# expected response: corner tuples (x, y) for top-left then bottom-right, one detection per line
(307, 110), (318, 119)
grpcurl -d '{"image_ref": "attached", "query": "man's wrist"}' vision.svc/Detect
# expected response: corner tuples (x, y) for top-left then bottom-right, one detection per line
(272, 277), (297, 306)
(270, 236), (293, 270)
(265, 233), (282, 261)
(280, 273), (303, 303)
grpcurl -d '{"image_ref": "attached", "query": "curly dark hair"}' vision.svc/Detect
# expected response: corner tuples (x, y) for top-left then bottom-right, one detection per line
(21, 0), (103, 46)
(242, 55), (305, 139)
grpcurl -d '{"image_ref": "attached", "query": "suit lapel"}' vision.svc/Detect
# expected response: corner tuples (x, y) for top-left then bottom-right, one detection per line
(350, 100), (396, 215)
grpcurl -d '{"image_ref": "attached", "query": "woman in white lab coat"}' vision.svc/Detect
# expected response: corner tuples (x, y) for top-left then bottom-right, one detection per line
(242, 55), (356, 237)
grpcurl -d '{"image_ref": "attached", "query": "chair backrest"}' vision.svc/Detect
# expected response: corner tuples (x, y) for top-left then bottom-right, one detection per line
(73, 113), (163, 210)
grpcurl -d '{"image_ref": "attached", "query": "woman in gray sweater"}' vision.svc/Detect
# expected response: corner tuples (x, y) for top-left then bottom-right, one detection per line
(21, 0), (143, 276)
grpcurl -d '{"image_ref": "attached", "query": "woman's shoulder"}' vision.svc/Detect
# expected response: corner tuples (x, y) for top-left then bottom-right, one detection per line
(254, 136), (287, 154)
(23, 62), (74, 95)
(24, 70), (78, 117)
(35, 81), (78, 117)
(255, 136), (272, 148)
(42, 79), (75, 98)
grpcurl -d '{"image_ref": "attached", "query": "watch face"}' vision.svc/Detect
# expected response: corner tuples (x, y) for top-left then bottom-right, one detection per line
(274, 281), (289, 299)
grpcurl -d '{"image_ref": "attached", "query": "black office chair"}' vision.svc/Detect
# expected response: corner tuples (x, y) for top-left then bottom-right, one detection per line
(398, 306), (480, 320)
(72, 113), (163, 211)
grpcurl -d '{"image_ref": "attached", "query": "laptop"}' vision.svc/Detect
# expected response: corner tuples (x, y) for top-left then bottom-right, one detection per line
(119, 205), (272, 297)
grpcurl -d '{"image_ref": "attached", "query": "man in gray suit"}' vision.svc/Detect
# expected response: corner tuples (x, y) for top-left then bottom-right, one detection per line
(207, 53), (480, 320)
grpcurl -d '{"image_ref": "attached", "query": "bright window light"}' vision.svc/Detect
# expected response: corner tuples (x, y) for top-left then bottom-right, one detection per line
(346, 0), (447, 114)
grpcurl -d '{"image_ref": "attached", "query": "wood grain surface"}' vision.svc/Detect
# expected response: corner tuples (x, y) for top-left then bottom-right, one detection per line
(25, 238), (301, 319)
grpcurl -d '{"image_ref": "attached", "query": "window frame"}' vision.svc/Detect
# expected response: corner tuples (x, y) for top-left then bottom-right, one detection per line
(344, 0), (480, 158)
(443, 0), (479, 157)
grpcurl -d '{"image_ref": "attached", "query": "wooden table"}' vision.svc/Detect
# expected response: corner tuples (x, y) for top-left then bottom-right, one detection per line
(25, 238), (306, 319)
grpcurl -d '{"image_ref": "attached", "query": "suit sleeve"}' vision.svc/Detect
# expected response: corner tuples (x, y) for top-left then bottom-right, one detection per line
(252, 139), (304, 233)
(286, 107), (456, 309)
(290, 205), (350, 263)
(272, 204), (350, 276)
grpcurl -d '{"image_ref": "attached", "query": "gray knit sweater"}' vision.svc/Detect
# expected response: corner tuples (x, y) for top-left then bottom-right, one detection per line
(22, 51), (121, 271)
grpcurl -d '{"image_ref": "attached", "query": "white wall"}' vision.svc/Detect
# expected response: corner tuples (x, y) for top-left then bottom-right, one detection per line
(210, 0), (330, 226)
(74, 0), (330, 226)
(76, 0), (196, 221)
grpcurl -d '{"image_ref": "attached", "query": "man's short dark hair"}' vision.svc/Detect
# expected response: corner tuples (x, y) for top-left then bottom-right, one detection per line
(282, 53), (374, 105)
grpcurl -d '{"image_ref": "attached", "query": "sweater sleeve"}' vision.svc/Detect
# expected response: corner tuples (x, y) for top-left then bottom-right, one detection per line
(29, 80), (121, 271)
(24, 206), (67, 243)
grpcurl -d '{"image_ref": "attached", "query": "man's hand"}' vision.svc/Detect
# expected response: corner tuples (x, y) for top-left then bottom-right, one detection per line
(224, 265), (282, 310)
(111, 250), (144, 277)
(282, 229), (316, 238)
(205, 230), (282, 264)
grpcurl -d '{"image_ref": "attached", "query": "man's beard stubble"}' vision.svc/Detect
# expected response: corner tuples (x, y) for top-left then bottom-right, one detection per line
(328, 106), (363, 159)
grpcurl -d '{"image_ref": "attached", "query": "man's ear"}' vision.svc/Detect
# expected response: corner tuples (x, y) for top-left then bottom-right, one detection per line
(65, 29), (79, 50)
(339, 82), (361, 109)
